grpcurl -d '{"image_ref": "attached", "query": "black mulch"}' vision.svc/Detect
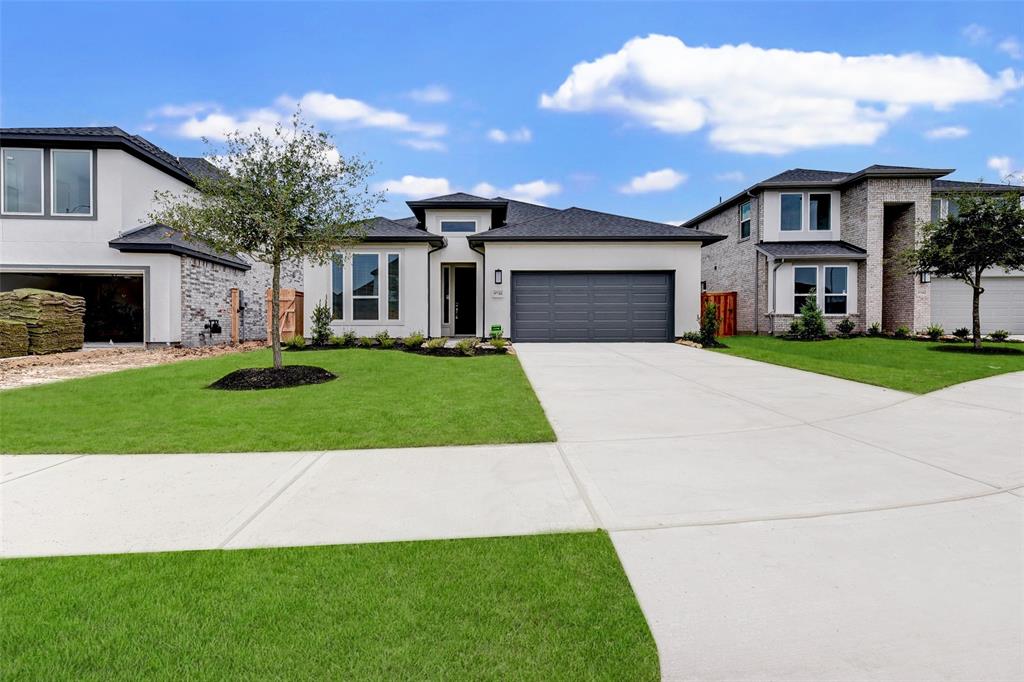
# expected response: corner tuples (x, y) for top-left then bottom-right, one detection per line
(209, 365), (338, 391)
(930, 345), (1023, 355)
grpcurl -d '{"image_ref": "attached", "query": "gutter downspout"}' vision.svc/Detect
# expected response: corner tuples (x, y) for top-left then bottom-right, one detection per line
(747, 190), (759, 335)
(770, 257), (785, 336)
(426, 240), (447, 338)
(469, 241), (486, 339)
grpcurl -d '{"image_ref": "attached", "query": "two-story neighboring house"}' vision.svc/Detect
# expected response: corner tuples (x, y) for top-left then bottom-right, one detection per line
(686, 165), (1024, 335)
(0, 127), (301, 346)
(303, 192), (724, 342)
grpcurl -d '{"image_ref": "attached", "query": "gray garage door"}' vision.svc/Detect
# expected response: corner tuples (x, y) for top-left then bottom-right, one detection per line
(510, 271), (673, 342)
(931, 276), (1024, 334)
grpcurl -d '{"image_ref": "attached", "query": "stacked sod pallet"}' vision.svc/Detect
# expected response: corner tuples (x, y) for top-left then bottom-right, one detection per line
(0, 289), (86, 355)
(0, 319), (30, 357)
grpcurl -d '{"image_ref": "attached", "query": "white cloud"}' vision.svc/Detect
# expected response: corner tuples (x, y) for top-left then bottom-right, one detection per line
(486, 127), (532, 143)
(407, 84), (452, 103)
(997, 37), (1023, 60)
(619, 168), (688, 194)
(540, 34), (1022, 154)
(149, 102), (216, 118)
(962, 24), (990, 44)
(471, 179), (561, 204)
(399, 138), (447, 152)
(987, 156), (1024, 183)
(374, 175), (453, 198)
(714, 170), (745, 182)
(925, 125), (970, 139)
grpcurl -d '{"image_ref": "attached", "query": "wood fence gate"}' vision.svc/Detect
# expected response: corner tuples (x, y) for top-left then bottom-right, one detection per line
(701, 291), (737, 337)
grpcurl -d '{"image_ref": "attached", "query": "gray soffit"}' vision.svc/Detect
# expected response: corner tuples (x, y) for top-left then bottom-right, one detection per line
(755, 240), (868, 260)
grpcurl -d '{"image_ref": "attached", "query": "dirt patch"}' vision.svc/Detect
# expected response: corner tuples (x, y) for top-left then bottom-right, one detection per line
(208, 365), (337, 391)
(0, 342), (266, 390)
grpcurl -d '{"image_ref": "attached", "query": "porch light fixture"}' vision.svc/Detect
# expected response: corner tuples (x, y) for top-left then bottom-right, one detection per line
(494, 269), (503, 285)
(920, 272), (931, 283)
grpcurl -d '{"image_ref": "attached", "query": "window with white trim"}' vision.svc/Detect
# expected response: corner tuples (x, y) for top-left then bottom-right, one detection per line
(739, 201), (751, 239)
(824, 266), (848, 315)
(793, 266), (817, 313)
(440, 220), (476, 233)
(809, 193), (831, 231)
(1, 147), (44, 215)
(387, 253), (400, 320)
(331, 257), (345, 320)
(781, 194), (802, 231)
(352, 253), (380, 320)
(51, 149), (93, 215)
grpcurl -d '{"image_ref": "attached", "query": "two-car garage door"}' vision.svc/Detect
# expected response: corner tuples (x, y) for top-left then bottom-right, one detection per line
(931, 276), (1024, 334)
(510, 271), (673, 342)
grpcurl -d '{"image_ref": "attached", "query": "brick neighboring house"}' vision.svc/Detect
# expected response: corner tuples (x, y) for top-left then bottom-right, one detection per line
(686, 165), (1024, 335)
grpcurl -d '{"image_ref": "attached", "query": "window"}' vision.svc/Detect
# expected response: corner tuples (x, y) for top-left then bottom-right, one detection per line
(331, 257), (344, 320)
(824, 266), (848, 314)
(352, 253), (380, 320)
(2, 148), (43, 215)
(387, 253), (400, 320)
(442, 265), (451, 324)
(794, 266), (817, 313)
(739, 201), (751, 239)
(947, 199), (959, 218)
(809, 193), (831, 231)
(51, 150), (92, 215)
(781, 194), (802, 231)
(440, 220), (476, 233)
(931, 198), (942, 221)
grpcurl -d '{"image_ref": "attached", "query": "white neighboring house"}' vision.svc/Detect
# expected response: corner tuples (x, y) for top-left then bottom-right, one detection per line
(0, 127), (300, 346)
(304, 193), (724, 342)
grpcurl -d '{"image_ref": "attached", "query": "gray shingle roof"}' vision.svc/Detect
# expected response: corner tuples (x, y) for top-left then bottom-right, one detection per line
(933, 179), (1023, 192)
(762, 168), (849, 184)
(408, 192), (492, 203)
(109, 224), (251, 270)
(470, 206), (724, 244)
(176, 157), (223, 179)
(755, 241), (868, 260)
(359, 217), (444, 245)
(499, 197), (561, 224)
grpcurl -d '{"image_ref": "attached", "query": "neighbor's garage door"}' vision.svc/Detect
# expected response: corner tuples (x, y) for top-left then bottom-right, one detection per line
(510, 271), (673, 342)
(931, 276), (1024, 333)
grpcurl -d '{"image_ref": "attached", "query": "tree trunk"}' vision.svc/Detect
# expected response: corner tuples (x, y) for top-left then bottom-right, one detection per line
(971, 267), (983, 351)
(271, 256), (282, 370)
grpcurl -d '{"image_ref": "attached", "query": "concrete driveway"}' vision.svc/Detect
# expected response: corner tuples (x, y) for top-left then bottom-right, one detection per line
(515, 343), (1023, 681)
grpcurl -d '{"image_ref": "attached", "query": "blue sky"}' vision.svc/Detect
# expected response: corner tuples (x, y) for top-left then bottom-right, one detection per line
(3, 1), (1022, 222)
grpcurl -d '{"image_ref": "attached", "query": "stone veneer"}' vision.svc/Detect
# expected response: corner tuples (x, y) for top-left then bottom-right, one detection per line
(180, 256), (302, 346)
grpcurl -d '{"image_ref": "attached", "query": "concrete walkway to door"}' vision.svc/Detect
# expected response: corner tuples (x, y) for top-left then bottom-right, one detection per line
(514, 343), (1023, 682)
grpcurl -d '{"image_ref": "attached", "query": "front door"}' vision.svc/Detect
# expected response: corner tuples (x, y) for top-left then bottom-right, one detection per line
(453, 266), (477, 335)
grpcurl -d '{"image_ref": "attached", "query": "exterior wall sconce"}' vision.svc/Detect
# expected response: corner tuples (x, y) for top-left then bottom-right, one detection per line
(920, 272), (931, 283)
(494, 269), (503, 285)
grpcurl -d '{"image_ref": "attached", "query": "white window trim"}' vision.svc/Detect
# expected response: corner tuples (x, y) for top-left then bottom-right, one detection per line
(793, 265), (817, 314)
(1, 147), (45, 216)
(386, 252), (401, 321)
(823, 265), (849, 316)
(780, 193), (803, 232)
(779, 191), (835, 232)
(332, 249), (405, 325)
(351, 252), (381, 321)
(440, 219), (478, 234)
(50, 149), (94, 217)
(739, 200), (752, 241)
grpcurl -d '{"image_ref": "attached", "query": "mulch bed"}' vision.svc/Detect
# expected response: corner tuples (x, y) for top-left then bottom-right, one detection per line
(289, 344), (508, 357)
(209, 365), (337, 391)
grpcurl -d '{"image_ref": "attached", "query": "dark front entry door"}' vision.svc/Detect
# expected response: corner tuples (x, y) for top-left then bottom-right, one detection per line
(453, 266), (476, 335)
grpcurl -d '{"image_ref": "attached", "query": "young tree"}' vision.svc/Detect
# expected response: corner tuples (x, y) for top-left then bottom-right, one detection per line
(152, 113), (381, 368)
(902, 190), (1024, 349)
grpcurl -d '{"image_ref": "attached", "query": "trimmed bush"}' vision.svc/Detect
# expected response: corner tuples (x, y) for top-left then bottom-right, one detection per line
(403, 331), (426, 349)
(925, 324), (944, 341)
(341, 330), (358, 346)
(310, 299), (332, 346)
(796, 296), (827, 340)
(953, 327), (970, 340)
(836, 317), (856, 336)
(989, 329), (1010, 341)
(893, 325), (911, 339)
(375, 330), (396, 349)
(788, 319), (801, 336)
(680, 331), (703, 344)
(357, 336), (375, 348)
(700, 300), (719, 346)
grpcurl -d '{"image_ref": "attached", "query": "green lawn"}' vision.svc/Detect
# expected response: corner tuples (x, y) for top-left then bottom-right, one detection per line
(0, 349), (555, 454)
(713, 335), (1024, 393)
(0, 531), (658, 681)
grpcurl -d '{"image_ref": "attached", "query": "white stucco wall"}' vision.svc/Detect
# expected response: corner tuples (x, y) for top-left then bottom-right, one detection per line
(770, 260), (860, 315)
(762, 190), (842, 242)
(482, 241), (704, 337)
(423, 209), (489, 337)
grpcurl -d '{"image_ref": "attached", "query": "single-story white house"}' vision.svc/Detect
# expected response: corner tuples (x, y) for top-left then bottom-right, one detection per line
(304, 193), (725, 342)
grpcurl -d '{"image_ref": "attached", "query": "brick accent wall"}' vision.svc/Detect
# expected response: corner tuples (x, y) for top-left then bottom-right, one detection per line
(698, 195), (763, 332)
(770, 313), (864, 335)
(180, 256), (302, 346)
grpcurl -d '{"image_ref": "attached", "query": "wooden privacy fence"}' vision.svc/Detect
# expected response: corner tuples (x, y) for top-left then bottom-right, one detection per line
(265, 288), (304, 342)
(701, 291), (737, 337)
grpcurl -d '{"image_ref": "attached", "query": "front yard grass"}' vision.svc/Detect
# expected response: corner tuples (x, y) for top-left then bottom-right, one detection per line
(0, 348), (555, 454)
(0, 531), (658, 681)
(713, 335), (1024, 393)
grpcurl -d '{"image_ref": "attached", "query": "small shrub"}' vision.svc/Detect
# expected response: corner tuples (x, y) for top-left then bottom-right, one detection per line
(403, 331), (426, 349)
(357, 336), (375, 348)
(310, 299), (332, 346)
(700, 300), (719, 346)
(925, 324), (944, 341)
(797, 295), (827, 340)
(893, 325), (911, 339)
(490, 337), (508, 350)
(989, 329), (1010, 342)
(328, 334), (346, 346)
(680, 331), (703, 344)
(339, 330), (357, 346)
(867, 322), (882, 336)
(953, 327), (970, 340)
(455, 338), (477, 356)
(835, 317), (856, 336)
(787, 319), (801, 336)
(375, 330), (396, 349)
(425, 336), (447, 350)
(284, 335), (306, 349)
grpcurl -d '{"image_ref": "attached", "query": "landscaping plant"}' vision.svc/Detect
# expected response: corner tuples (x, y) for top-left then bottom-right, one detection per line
(989, 329), (1010, 342)
(953, 327), (970, 340)
(310, 299), (332, 346)
(455, 338), (477, 356)
(901, 189), (1024, 349)
(402, 331), (426, 349)
(357, 336), (375, 348)
(700, 300), (719, 346)
(490, 337), (508, 351)
(893, 325), (911, 339)
(425, 336), (448, 350)
(787, 319), (801, 336)
(341, 330), (358, 346)
(796, 295), (827, 340)
(329, 334), (346, 346)
(926, 324), (944, 341)
(285, 335), (306, 349)
(867, 322), (882, 336)
(835, 317), (856, 336)
(680, 331), (703, 344)
(151, 112), (381, 370)
(375, 330), (395, 349)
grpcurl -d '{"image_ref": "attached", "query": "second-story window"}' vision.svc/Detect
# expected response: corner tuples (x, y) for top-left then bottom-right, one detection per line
(1, 147), (44, 215)
(52, 150), (93, 216)
(440, 220), (476, 233)
(781, 194), (802, 231)
(739, 201), (751, 239)
(809, 194), (831, 231)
